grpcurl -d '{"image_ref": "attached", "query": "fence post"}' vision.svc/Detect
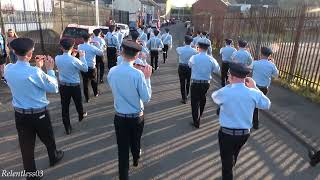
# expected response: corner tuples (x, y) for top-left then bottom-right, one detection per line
(59, 0), (64, 31)
(0, 1), (5, 33)
(254, 7), (265, 59)
(22, 0), (29, 31)
(288, 6), (306, 82)
(36, 0), (45, 54)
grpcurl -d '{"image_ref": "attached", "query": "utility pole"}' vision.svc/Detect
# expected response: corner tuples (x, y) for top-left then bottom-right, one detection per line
(95, 0), (99, 26)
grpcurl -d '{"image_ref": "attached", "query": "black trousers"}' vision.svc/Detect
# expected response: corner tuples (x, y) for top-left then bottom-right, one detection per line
(107, 47), (117, 69)
(114, 115), (144, 180)
(59, 85), (84, 132)
(15, 110), (57, 174)
(218, 130), (250, 180)
(190, 83), (210, 127)
(81, 68), (98, 102)
(95, 55), (105, 82)
(150, 50), (159, 70)
(252, 86), (268, 129)
(221, 62), (230, 87)
(178, 65), (191, 100)
(162, 45), (169, 63)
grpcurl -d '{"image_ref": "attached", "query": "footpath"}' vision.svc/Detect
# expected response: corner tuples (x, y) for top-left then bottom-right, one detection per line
(213, 54), (320, 153)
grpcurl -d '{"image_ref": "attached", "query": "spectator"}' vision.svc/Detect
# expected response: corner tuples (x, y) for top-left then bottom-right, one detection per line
(0, 29), (7, 81)
(7, 29), (18, 63)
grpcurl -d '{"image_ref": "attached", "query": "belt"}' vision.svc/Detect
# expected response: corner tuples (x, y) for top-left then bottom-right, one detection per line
(14, 106), (47, 114)
(220, 127), (250, 136)
(59, 82), (80, 86)
(257, 85), (268, 89)
(192, 79), (210, 84)
(115, 112), (144, 118)
(179, 63), (189, 67)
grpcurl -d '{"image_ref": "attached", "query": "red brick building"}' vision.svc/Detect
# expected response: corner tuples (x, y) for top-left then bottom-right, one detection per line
(192, 0), (229, 48)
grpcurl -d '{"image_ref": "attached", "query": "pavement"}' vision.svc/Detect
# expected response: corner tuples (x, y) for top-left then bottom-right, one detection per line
(0, 22), (320, 180)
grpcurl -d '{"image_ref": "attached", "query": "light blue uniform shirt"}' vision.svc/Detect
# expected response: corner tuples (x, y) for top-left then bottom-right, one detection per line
(176, 45), (198, 64)
(220, 45), (237, 62)
(232, 48), (253, 66)
(117, 46), (149, 65)
(55, 53), (88, 84)
(0, 34), (5, 52)
(78, 42), (103, 68)
(105, 32), (120, 50)
(252, 59), (279, 87)
(4, 61), (59, 109)
(107, 61), (152, 114)
(147, 36), (164, 51)
(188, 52), (220, 80)
(161, 33), (173, 45)
(92, 36), (106, 50)
(191, 35), (201, 47)
(139, 32), (148, 45)
(212, 83), (271, 129)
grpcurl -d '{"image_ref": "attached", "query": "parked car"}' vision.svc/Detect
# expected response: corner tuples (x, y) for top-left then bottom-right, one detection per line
(60, 24), (97, 48)
(115, 23), (129, 37)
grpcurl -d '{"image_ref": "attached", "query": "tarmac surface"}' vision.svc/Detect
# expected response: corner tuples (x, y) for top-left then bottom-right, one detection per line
(0, 22), (320, 180)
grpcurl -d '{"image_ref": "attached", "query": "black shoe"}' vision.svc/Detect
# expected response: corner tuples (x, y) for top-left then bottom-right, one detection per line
(190, 122), (199, 129)
(50, 150), (64, 167)
(85, 99), (90, 103)
(66, 126), (72, 135)
(79, 112), (88, 122)
(309, 150), (320, 167)
(308, 150), (314, 159)
(99, 79), (104, 84)
(133, 158), (139, 167)
(253, 124), (259, 130)
(180, 99), (186, 104)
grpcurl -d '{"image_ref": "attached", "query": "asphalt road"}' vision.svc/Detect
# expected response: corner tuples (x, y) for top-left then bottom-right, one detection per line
(0, 22), (320, 180)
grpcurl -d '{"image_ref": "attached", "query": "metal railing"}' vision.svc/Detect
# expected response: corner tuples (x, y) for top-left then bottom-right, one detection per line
(0, 0), (128, 55)
(194, 6), (320, 92)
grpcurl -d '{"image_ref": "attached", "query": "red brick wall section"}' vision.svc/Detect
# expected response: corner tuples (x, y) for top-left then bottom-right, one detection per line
(192, 0), (228, 47)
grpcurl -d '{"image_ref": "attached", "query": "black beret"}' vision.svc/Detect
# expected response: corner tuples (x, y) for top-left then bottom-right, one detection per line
(82, 33), (90, 40)
(238, 40), (247, 47)
(225, 39), (233, 44)
(60, 38), (75, 49)
(184, 35), (193, 42)
(10, 38), (34, 56)
(130, 30), (140, 40)
(122, 40), (142, 52)
(229, 62), (252, 78)
(93, 29), (101, 34)
(261, 46), (273, 56)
